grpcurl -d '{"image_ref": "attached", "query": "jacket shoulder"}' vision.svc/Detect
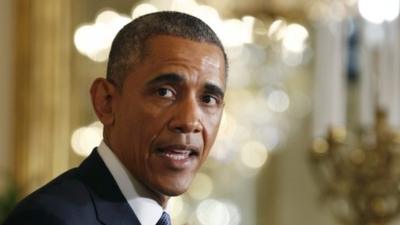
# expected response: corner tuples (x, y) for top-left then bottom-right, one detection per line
(2, 168), (98, 225)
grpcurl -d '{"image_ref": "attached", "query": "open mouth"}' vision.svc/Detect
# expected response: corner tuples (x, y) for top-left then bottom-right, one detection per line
(156, 145), (200, 161)
(164, 150), (191, 160)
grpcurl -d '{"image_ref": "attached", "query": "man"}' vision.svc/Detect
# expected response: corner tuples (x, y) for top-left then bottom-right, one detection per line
(3, 11), (227, 225)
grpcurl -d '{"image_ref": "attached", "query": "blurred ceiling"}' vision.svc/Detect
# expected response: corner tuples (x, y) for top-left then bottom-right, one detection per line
(203, 0), (311, 17)
(202, 0), (358, 21)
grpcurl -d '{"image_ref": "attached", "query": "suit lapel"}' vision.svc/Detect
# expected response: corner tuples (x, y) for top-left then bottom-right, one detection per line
(78, 149), (141, 225)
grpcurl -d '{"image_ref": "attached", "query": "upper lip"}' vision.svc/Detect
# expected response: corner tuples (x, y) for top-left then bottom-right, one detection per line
(156, 144), (200, 156)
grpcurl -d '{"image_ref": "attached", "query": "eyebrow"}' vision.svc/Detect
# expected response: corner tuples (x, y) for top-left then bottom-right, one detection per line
(146, 73), (225, 97)
(204, 82), (225, 98)
(145, 73), (184, 86)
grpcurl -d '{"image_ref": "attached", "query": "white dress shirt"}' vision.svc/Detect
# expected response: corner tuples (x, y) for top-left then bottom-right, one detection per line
(97, 141), (165, 225)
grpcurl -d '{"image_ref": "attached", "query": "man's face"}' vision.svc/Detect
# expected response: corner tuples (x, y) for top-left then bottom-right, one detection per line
(108, 35), (226, 202)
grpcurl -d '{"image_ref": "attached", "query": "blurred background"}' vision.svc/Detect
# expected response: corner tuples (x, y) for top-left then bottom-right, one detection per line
(1, 0), (400, 224)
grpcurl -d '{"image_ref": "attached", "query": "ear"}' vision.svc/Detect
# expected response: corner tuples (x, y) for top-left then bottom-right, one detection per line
(90, 78), (118, 126)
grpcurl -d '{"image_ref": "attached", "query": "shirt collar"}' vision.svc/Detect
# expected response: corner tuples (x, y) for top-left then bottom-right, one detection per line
(97, 141), (165, 225)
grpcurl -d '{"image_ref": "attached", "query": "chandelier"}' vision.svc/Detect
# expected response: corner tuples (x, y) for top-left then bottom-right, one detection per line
(310, 109), (400, 225)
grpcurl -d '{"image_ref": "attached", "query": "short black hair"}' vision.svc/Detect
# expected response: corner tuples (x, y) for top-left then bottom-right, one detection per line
(106, 11), (228, 89)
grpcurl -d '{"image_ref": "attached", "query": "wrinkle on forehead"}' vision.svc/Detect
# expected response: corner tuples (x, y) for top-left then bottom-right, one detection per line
(146, 50), (223, 78)
(201, 55), (223, 71)
(141, 35), (225, 85)
(145, 35), (223, 65)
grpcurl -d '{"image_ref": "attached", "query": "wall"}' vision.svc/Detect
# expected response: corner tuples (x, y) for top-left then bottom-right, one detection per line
(0, 0), (15, 191)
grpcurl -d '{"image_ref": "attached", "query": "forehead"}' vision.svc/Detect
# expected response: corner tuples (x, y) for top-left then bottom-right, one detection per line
(143, 34), (224, 59)
(140, 35), (226, 82)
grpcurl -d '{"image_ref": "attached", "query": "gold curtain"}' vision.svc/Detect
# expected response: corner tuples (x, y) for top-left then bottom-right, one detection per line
(14, 0), (72, 195)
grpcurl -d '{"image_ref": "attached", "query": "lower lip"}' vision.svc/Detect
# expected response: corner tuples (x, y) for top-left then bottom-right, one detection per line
(158, 152), (196, 170)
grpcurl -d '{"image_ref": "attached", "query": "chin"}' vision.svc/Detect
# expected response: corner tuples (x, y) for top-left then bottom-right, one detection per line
(163, 188), (188, 197)
(156, 177), (193, 197)
(160, 183), (190, 197)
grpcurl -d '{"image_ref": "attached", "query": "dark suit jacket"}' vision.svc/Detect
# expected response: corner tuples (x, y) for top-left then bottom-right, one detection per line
(2, 149), (141, 225)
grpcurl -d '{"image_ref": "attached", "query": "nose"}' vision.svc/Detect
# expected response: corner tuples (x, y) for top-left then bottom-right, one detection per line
(168, 96), (202, 134)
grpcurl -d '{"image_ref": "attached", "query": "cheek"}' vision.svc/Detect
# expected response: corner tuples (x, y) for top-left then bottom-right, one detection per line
(115, 103), (156, 154)
(202, 110), (223, 151)
(135, 104), (172, 151)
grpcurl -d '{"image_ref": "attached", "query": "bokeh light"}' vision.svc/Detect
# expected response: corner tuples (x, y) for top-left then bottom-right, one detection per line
(191, 5), (221, 29)
(282, 23), (309, 53)
(196, 199), (230, 225)
(71, 121), (103, 156)
(249, 96), (272, 124)
(282, 49), (304, 66)
(210, 111), (238, 161)
(256, 126), (281, 150)
(218, 17), (255, 47)
(170, 0), (198, 13)
(358, 0), (400, 24)
(224, 201), (242, 225)
(167, 196), (185, 219)
(268, 19), (287, 41)
(240, 141), (268, 169)
(188, 172), (214, 200)
(74, 10), (130, 62)
(131, 3), (158, 19)
(267, 90), (290, 112)
(74, 0), (257, 61)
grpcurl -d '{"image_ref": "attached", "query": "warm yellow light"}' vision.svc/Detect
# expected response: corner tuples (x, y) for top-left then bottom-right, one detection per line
(242, 16), (256, 43)
(71, 121), (103, 156)
(193, 5), (220, 29)
(96, 10), (119, 24)
(167, 196), (184, 218)
(74, 0), (259, 61)
(131, 3), (158, 19)
(268, 19), (287, 40)
(170, 0), (198, 13)
(188, 173), (213, 200)
(170, 0), (254, 47)
(358, 0), (400, 24)
(71, 127), (101, 156)
(282, 23), (308, 53)
(240, 141), (268, 169)
(74, 25), (99, 57)
(219, 17), (255, 47)
(312, 138), (328, 154)
(73, 10), (130, 62)
(345, 0), (358, 6)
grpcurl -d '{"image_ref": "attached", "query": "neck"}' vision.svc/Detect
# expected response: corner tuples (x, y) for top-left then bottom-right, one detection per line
(131, 177), (170, 208)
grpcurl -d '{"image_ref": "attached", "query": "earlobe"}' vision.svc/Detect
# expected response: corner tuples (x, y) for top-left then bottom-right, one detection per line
(90, 78), (117, 126)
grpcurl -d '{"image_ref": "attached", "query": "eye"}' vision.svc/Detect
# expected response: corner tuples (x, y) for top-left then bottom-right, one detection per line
(157, 87), (174, 98)
(201, 95), (219, 106)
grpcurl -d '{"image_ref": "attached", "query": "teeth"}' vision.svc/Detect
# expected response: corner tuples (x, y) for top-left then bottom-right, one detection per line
(164, 151), (190, 160)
